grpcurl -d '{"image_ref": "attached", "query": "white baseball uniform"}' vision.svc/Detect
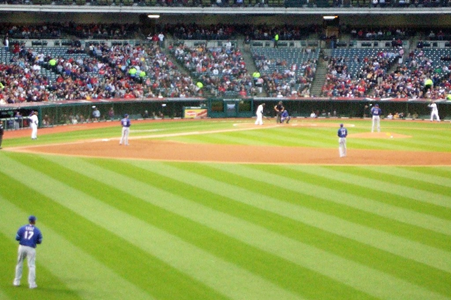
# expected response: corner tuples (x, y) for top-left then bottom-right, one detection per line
(29, 114), (38, 139)
(428, 102), (440, 122)
(255, 104), (264, 125)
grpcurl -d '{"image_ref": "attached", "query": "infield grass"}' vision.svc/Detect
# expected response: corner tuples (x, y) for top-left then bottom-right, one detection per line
(0, 118), (450, 300)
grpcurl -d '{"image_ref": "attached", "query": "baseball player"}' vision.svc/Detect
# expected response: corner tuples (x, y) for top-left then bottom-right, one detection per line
(370, 103), (382, 132)
(337, 123), (348, 158)
(13, 215), (43, 289)
(0, 121), (4, 149)
(428, 101), (440, 122)
(281, 110), (291, 124)
(255, 103), (265, 125)
(29, 111), (39, 140)
(119, 114), (131, 145)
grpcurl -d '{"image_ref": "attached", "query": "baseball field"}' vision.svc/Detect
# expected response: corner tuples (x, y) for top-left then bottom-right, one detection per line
(0, 117), (450, 300)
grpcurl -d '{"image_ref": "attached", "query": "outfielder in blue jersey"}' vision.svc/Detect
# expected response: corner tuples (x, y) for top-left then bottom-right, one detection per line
(337, 123), (348, 157)
(370, 103), (382, 133)
(13, 215), (43, 289)
(119, 114), (131, 146)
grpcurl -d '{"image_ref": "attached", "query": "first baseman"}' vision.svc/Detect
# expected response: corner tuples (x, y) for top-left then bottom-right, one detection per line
(337, 123), (348, 157)
(370, 103), (382, 133)
(119, 114), (131, 145)
(13, 215), (43, 289)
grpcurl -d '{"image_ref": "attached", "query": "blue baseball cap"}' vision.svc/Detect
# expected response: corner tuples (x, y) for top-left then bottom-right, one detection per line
(340, 123), (343, 127)
(124, 114), (129, 117)
(29, 215), (36, 222)
(375, 103), (379, 107)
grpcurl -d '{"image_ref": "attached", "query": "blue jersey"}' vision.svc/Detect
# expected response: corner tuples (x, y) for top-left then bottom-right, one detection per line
(16, 225), (42, 248)
(338, 127), (348, 138)
(281, 110), (289, 118)
(371, 106), (382, 116)
(121, 118), (131, 128)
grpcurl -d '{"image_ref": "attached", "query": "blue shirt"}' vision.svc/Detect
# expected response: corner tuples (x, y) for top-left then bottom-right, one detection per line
(371, 106), (382, 116)
(338, 127), (348, 138)
(16, 224), (43, 248)
(281, 110), (289, 118)
(121, 118), (131, 128)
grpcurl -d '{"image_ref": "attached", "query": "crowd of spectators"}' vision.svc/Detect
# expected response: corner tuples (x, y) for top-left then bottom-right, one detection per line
(0, 40), (202, 105)
(322, 46), (451, 100)
(347, 27), (413, 41)
(91, 42), (200, 98)
(370, 49), (451, 99)
(0, 22), (138, 41)
(322, 48), (399, 97)
(162, 23), (238, 40)
(162, 23), (318, 41)
(241, 24), (318, 41)
(253, 48), (318, 97)
(171, 42), (253, 97)
(0, 23), (62, 39)
(65, 23), (140, 40)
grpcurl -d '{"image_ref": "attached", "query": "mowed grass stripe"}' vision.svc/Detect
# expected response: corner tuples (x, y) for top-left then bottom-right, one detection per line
(0, 195), (150, 300)
(0, 167), (230, 300)
(289, 166), (451, 225)
(376, 167), (451, 186)
(260, 127), (338, 148)
(0, 230), (81, 300)
(315, 166), (451, 210)
(43, 156), (379, 300)
(0, 158), (231, 299)
(149, 162), (451, 297)
(0, 166), (189, 300)
(2, 154), (299, 300)
(239, 127), (336, 148)
(287, 166), (451, 227)
(125, 161), (450, 300)
(38, 157), (311, 300)
(358, 167), (451, 198)
(413, 166), (451, 178)
(205, 163), (451, 272)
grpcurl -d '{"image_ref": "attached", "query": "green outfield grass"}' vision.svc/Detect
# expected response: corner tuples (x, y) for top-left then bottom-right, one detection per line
(0, 118), (450, 300)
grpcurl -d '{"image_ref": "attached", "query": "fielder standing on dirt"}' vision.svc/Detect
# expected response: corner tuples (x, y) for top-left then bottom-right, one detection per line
(119, 114), (131, 146)
(337, 123), (348, 158)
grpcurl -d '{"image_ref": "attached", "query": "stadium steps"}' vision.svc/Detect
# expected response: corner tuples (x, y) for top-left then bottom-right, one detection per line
(161, 35), (215, 98)
(238, 36), (268, 97)
(310, 52), (328, 97)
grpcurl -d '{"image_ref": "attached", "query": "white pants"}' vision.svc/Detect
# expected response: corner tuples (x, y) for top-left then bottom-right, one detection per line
(14, 245), (37, 287)
(30, 124), (38, 139)
(255, 113), (263, 125)
(431, 111), (440, 122)
(371, 116), (380, 132)
(120, 127), (130, 145)
(338, 137), (347, 157)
